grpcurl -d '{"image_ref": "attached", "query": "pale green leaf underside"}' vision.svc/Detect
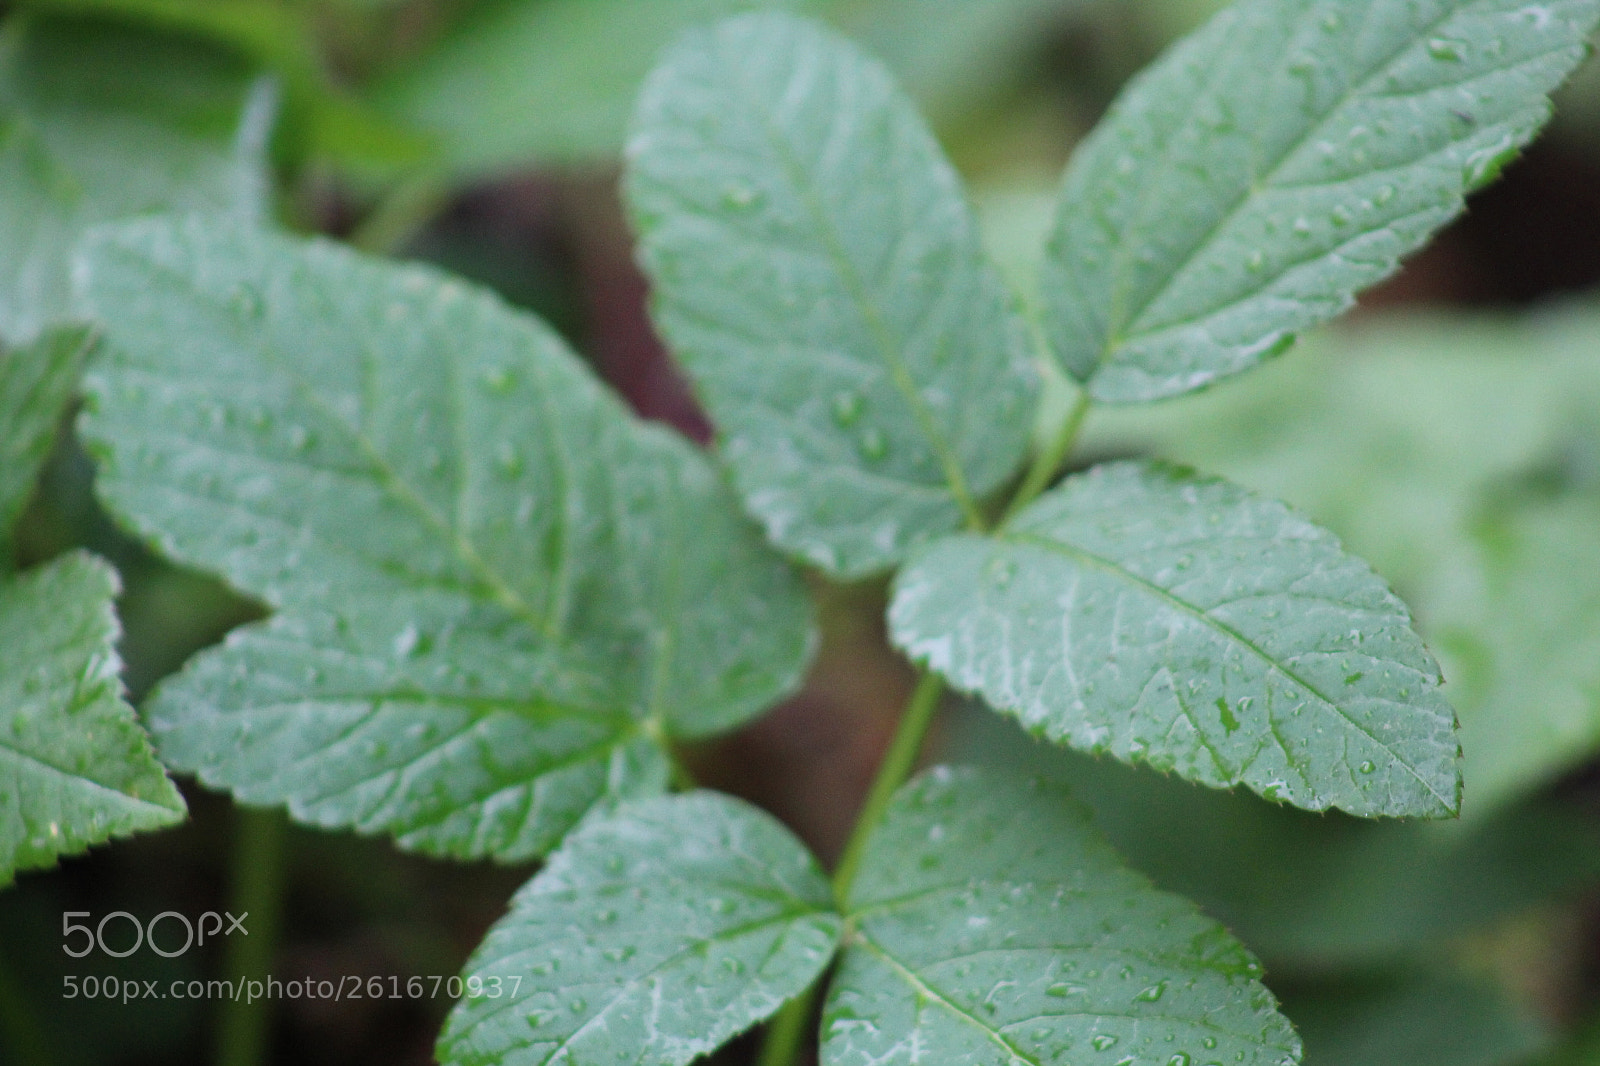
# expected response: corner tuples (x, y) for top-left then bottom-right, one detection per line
(0, 326), (89, 550)
(438, 791), (842, 1066)
(890, 461), (1460, 817)
(77, 216), (813, 861)
(627, 12), (1035, 578)
(0, 15), (273, 344)
(1, 552), (185, 885)
(825, 767), (1299, 1066)
(1041, 0), (1600, 403)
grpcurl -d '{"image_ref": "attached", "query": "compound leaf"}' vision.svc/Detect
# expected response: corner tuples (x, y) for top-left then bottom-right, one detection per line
(77, 216), (813, 861)
(0, 326), (90, 553)
(825, 766), (1300, 1066)
(1, 552), (185, 885)
(627, 12), (1035, 578)
(890, 461), (1460, 817)
(1041, 0), (1600, 403)
(438, 790), (842, 1066)
(0, 14), (274, 344)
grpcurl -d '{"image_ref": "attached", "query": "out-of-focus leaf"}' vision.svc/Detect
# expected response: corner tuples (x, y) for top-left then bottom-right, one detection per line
(1081, 305), (1600, 814)
(438, 791), (841, 1066)
(1041, 0), (1600, 402)
(892, 460), (1460, 817)
(830, 0), (1086, 124)
(77, 216), (813, 861)
(628, 13), (1035, 578)
(14, 0), (425, 167)
(375, 0), (1087, 176)
(375, 0), (813, 178)
(825, 766), (1301, 1066)
(1284, 971), (1550, 1066)
(0, 327), (89, 553)
(0, 14), (274, 344)
(0, 552), (185, 885)
(943, 701), (1600, 971)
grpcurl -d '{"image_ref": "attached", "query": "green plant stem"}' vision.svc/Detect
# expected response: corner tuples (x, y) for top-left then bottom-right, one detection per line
(831, 670), (945, 904)
(215, 806), (286, 1066)
(348, 169), (450, 257)
(759, 388), (1089, 1066)
(754, 978), (819, 1066)
(756, 670), (946, 1066)
(0, 945), (52, 1066)
(999, 390), (1092, 528)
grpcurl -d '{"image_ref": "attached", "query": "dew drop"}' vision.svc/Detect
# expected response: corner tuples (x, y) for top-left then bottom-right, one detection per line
(231, 285), (264, 319)
(858, 428), (888, 461)
(1246, 251), (1265, 273)
(569, 998), (587, 1014)
(1135, 981), (1167, 1002)
(1169, 1055), (1192, 1066)
(287, 425), (312, 451)
(1092, 1035), (1119, 1052)
(987, 557), (1016, 587)
(481, 366), (514, 394)
(1427, 37), (1467, 61)
(1358, 760), (1376, 774)
(497, 441), (523, 477)
(1203, 1038), (1218, 1050)
(831, 391), (864, 426)
(1046, 982), (1087, 998)
(393, 624), (424, 659)
(722, 184), (761, 210)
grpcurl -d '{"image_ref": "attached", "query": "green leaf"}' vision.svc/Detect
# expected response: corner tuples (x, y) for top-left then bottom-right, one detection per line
(0, 14), (275, 344)
(627, 12), (1036, 578)
(1079, 305), (1600, 814)
(825, 766), (1300, 1066)
(1429, 494), (1600, 812)
(77, 215), (813, 861)
(375, 0), (815, 177)
(1, 551), (185, 885)
(1040, 0), (1600, 403)
(437, 790), (841, 1066)
(0, 326), (90, 552)
(890, 461), (1460, 817)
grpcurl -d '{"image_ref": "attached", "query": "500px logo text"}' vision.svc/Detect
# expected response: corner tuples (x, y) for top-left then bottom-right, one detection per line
(62, 911), (247, 958)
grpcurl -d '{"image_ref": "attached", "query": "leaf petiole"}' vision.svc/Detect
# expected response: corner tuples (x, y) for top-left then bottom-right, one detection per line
(999, 388), (1091, 528)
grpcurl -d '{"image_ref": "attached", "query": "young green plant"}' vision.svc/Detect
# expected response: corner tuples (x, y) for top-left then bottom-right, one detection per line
(51, 1), (1600, 1064)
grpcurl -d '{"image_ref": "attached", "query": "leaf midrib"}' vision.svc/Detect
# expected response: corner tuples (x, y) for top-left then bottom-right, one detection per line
(116, 244), (557, 641)
(851, 933), (1041, 1066)
(1003, 528), (1454, 810)
(722, 33), (983, 527)
(1098, 1), (1508, 365)
(456, 903), (834, 1060)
